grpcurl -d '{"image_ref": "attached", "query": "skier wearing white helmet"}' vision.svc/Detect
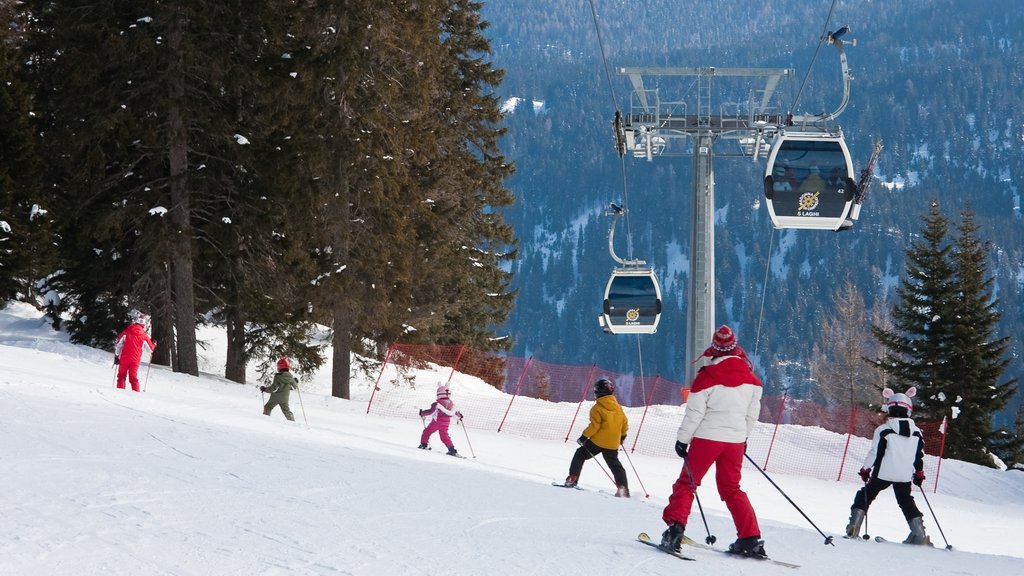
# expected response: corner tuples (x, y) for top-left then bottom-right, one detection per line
(418, 384), (463, 456)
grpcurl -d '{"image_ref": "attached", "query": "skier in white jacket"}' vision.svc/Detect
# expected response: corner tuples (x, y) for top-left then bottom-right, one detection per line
(845, 387), (931, 545)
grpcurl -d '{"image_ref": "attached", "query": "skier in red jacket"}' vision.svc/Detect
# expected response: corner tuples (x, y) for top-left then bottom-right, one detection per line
(114, 309), (156, 392)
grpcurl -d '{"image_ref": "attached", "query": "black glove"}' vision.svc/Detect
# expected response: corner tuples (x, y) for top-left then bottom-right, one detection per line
(577, 435), (588, 447)
(621, 434), (627, 443)
(259, 386), (267, 392)
(913, 470), (925, 487)
(859, 467), (871, 483)
(456, 411), (464, 420)
(674, 441), (688, 458)
(418, 409), (427, 417)
(113, 356), (120, 365)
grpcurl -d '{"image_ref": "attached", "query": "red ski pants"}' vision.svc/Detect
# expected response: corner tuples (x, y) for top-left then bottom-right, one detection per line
(117, 362), (142, 392)
(662, 437), (760, 539)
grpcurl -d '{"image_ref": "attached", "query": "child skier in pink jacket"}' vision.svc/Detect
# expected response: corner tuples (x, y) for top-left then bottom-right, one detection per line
(418, 385), (463, 456)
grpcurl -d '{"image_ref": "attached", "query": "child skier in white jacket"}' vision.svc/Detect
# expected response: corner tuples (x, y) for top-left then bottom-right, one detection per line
(845, 387), (931, 545)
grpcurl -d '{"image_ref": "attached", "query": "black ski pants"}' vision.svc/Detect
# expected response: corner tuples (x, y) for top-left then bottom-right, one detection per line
(569, 439), (628, 488)
(852, 478), (922, 521)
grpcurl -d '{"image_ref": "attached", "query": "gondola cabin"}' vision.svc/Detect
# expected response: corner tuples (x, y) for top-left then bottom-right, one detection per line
(599, 267), (662, 334)
(763, 130), (857, 231)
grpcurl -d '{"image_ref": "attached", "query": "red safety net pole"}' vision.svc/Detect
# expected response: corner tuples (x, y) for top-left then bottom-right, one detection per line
(837, 405), (858, 481)
(564, 365), (597, 442)
(366, 343), (396, 414)
(933, 416), (948, 493)
(763, 390), (788, 470)
(497, 355), (533, 433)
(630, 374), (661, 452)
(445, 344), (466, 385)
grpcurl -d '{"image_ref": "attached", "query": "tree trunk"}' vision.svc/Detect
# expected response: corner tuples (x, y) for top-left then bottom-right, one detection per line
(331, 307), (352, 400)
(330, 157), (352, 400)
(166, 14), (198, 376)
(224, 306), (247, 383)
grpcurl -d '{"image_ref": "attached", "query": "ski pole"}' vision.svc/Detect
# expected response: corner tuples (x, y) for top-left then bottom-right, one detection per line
(860, 480), (870, 540)
(918, 485), (952, 550)
(143, 360), (152, 392)
(112, 360), (118, 388)
(458, 418), (476, 458)
(683, 457), (716, 545)
(745, 452), (835, 545)
(580, 441), (616, 485)
(295, 385), (308, 426)
(620, 446), (649, 498)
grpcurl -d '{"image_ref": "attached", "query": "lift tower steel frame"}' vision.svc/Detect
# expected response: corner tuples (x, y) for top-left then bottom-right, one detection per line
(616, 66), (793, 384)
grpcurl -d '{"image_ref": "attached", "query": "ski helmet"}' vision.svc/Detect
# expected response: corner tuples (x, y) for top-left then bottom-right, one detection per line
(882, 386), (915, 417)
(129, 309), (146, 324)
(436, 385), (451, 398)
(594, 378), (614, 397)
(276, 357), (291, 371)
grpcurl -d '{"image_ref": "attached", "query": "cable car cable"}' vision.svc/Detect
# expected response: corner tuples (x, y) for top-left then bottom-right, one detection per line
(588, 0), (636, 261)
(788, 0), (840, 121)
(588, 0), (661, 401)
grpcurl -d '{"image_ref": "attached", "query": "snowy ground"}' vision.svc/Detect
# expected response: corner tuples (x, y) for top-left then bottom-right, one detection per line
(2, 301), (1024, 576)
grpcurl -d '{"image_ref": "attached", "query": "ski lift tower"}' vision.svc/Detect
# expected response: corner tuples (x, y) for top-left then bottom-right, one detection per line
(614, 65), (793, 384)
(614, 28), (856, 384)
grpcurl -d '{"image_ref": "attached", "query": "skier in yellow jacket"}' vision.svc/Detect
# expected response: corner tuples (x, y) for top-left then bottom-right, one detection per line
(562, 379), (630, 497)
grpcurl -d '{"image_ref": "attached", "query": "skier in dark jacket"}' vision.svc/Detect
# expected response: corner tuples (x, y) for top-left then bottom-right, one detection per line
(261, 357), (298, 421)
(845, 387), (931, 545)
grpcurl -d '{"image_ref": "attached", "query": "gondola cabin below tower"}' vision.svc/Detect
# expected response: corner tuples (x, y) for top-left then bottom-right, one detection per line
(599, 267), (662, 335)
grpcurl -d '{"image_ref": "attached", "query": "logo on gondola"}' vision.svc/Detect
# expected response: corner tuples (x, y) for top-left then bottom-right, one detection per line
(798, 191), (821, 213)
(625, 308), (641, 323)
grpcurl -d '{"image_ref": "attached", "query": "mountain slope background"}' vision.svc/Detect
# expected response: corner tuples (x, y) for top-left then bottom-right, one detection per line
(482, 1), (1024, 422)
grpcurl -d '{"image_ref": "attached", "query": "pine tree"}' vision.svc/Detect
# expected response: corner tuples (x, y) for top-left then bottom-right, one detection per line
(0, 11), (52, 303)
(873, 201), (1017, 467)
(872, 200), (959, 420)
(943, 207), (1017, 465)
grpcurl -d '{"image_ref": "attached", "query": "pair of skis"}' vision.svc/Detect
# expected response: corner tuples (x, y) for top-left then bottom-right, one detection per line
(636, 532), (799, 569)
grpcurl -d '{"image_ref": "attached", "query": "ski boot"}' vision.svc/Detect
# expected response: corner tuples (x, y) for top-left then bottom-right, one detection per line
(417, 443), (429, 450)
(845, 508), (865, 538)
(446, 446), (459, 456)
(903, 516), (932, 546)
(728, 536), (767, 558)
(615, 485), (630, 498)
(660, 523), (685, 552)
(563, 475), (578, 488)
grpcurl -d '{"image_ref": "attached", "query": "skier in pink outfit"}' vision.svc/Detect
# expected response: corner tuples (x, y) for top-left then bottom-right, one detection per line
(113, 310), (156, 392)
(418, 385), (463, 456)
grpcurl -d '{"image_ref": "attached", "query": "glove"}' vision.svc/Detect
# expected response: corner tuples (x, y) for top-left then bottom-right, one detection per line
(621, 434), (627, 443)
(913, 470), (925, 487)
(456, 411), (464, 420)
(859, 467), (871, 483)
(577, 435), (588, 447)
(113, 356), (120, 365)
(418, 409), (427, 417)
(259, 386), (267, 392)
(674, 441), (688, 458)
